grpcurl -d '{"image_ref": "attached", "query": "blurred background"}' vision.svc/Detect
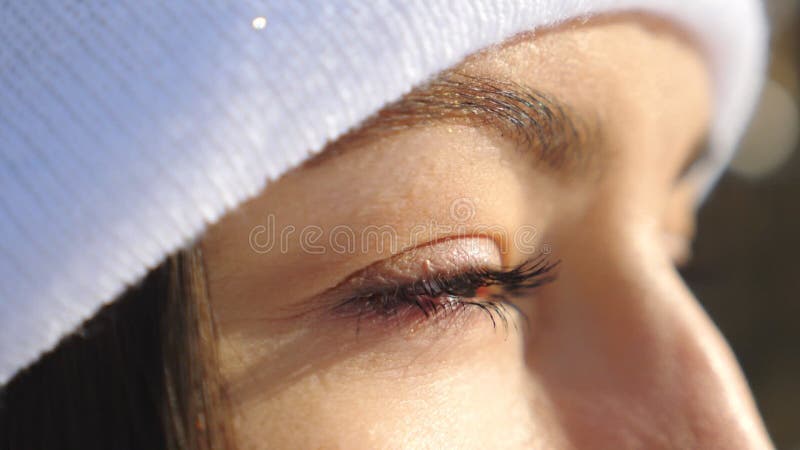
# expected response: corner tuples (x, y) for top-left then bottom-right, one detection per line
(685, 1), (800, 447)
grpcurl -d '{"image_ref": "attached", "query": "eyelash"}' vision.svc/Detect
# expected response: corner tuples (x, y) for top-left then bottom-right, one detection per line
(332, 256), (560, 331)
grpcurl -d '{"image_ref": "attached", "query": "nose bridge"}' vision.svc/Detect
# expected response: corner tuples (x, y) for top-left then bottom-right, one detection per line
(526, 229), (772, 449)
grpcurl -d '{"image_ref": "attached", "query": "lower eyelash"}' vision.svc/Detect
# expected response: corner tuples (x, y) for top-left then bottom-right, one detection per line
(333, 293), (516, 334)
(458, 299), (518, 331)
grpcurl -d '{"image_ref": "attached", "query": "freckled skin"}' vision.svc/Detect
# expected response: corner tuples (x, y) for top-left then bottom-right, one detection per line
(202, 15), (773, 450)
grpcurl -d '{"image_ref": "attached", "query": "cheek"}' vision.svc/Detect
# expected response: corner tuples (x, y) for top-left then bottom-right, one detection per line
(227, 324), (562, 449)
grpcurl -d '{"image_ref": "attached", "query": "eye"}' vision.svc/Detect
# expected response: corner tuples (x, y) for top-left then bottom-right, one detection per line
(315, 237), (560, 333)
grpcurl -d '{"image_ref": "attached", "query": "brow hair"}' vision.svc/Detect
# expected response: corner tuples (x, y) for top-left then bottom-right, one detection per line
(310, 71), (599, 173)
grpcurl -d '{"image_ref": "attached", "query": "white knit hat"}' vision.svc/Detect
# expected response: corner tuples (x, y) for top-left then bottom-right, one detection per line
(0, 0), (767, 383)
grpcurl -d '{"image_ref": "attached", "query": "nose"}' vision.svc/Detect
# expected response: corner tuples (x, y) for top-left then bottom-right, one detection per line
(525, 226), (773, 449)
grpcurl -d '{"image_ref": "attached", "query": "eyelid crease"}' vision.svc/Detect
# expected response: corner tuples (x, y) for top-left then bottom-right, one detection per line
(306, 236), (504, 302)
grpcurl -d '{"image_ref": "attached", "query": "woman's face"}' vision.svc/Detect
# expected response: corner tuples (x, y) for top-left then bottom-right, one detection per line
(202, 16), (771, 449)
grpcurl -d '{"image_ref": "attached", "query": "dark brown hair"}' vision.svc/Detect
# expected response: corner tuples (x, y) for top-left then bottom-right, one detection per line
(0, 246), (231, 450)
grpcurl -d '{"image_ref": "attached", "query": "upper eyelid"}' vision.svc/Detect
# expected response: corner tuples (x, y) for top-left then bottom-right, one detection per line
(336, 236), (502, 285)
(292, 237), (505, 313)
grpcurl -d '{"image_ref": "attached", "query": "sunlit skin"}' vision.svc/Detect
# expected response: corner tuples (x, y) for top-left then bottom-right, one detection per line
(202, 15), (773, 449)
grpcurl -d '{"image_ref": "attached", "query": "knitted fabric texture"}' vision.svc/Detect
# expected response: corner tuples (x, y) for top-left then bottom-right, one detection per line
(0, 0), (767, 382)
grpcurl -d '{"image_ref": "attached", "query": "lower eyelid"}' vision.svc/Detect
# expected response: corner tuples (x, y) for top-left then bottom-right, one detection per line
(331, 290), (526, 337)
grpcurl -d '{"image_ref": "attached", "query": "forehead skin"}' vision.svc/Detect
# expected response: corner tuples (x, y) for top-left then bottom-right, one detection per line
(197, 15), (753, 450)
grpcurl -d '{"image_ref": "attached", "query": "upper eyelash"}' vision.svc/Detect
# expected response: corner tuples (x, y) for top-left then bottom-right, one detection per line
(332, 255), (560, 330)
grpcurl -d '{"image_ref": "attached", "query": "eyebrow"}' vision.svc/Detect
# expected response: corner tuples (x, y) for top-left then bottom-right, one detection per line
(311, 71), (600, 174)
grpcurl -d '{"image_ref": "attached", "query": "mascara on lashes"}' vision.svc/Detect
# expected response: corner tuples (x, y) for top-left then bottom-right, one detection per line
(330, 255), (560, 330)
